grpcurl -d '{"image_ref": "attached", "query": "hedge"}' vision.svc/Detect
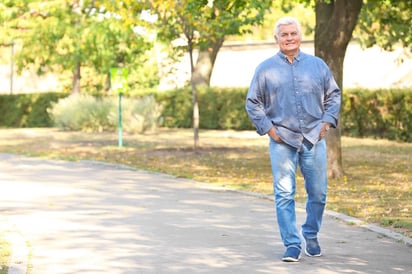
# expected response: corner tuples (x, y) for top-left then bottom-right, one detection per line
(341, 89), (412, 141)
(0, 92), (68, 128)
(0, 88), (411, 142)
(154, 87), (251, 130)
(155, 87), (412, 142)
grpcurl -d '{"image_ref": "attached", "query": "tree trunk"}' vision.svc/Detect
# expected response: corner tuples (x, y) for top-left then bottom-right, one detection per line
(187, 36), (200, 150)
(72, 61), (81, 94)
(105, 72), (111, 93)
(192, 38), (224, 87)
(315, 0), (363, 178)
(189, 38), (224, 149)
(191, 82), (199, 149)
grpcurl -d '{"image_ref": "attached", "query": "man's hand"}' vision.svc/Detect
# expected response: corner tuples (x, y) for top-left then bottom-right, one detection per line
(268, 127), (283, 143)
(319, 123), (331, 139)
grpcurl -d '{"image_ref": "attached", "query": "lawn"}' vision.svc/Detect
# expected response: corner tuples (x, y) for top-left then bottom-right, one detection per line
(0, 231), (11, 274)
(0, 128), (410, 238)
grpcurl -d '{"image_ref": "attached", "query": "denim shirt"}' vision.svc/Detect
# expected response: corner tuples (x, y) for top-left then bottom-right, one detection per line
(245, 51), (341, 149)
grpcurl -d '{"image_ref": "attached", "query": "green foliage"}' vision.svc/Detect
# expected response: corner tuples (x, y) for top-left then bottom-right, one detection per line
(155, 88), (193, 128)
(109, 95), (164, 133)
(341, 89), (412, 142)
(156, 87), (251, 130)
(156, 87), (412, 142)
(127, 54), (160, 91)
(1, 88), (411, 142)
(233, 1), (315, 41)
(0, 0), (30, 42)
(0, 231), (11, 274)
(149, 0), (272, 67)
(0, 93), (67, 127)
(199, 88), (252, 130)
(357, 1), (412, 51)
(2, 0), (154, 93)
(65, 55), (160, 96)
(148, 0), (271, 86)
(49, 94), (114, 132)
(48, 94), (163, 133)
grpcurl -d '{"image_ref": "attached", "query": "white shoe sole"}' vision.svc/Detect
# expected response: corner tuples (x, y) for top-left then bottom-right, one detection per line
(282, 255), (301, 262)
(304, 249), (322, 257)
(301, 232), (322, 257)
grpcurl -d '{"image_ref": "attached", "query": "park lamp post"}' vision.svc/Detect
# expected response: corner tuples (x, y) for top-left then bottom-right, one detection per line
(10, 40), (14, 94)
(110, 67), (129, 147)
(4, 40), (15, 94)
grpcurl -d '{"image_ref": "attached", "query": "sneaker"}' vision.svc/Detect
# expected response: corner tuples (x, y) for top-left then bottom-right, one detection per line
(282, 246), (301, 262)
(302, 234), (322, 257)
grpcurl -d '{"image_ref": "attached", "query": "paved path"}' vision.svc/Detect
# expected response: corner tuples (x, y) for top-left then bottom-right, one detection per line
(0, 153), (411, 274)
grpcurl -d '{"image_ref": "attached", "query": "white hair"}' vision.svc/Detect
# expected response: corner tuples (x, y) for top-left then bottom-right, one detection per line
(273, 16), (302, 38)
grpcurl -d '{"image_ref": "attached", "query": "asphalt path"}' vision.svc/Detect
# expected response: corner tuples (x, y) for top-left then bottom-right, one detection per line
(0, 153), (411, 274)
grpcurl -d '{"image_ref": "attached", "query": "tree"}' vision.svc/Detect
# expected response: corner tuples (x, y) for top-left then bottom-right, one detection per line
(2, 0), (151, 94)
(148, 0), (271, 149)
(313, 0), (363, 178)
(356, 1), (412, 52)
(190, 1), (271, 87)
(307, 0), (412, 178)
(0, 0), (30, 42)
(284, 0), (412, 178)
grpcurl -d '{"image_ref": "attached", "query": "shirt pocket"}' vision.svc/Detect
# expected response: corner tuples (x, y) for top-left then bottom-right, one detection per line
(300, 73), (323, 94)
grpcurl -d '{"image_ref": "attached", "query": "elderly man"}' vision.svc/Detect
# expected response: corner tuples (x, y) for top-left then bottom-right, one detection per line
(245, 16), (341, 262)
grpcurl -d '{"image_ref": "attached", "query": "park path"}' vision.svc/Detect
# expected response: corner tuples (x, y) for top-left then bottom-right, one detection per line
(0, 153), (411, 273)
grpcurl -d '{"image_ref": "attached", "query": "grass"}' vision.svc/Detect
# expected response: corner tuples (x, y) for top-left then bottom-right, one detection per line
(0, 232), (11, 274)
(0, 128), (411, 239)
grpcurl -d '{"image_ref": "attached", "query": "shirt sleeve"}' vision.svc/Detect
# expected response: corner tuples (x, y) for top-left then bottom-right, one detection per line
(245, 70), (273, 135)
(322, 67), (341, 128)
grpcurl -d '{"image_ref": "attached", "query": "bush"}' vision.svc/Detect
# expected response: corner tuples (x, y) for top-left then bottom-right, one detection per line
(109, 95), (164, 133)
(155, 88), (193, 128)
(155, 87), (252, 130)
(0, 93), (67, 128)
(49, 94), (162, 133)
(341, 89), (412, 142)
(1, 88), (411, 142)
(154, 87), (412, 142)
(199, 88), (252, 130)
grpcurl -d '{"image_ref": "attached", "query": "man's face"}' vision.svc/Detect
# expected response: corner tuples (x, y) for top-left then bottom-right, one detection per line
(276, 23), (301, 56)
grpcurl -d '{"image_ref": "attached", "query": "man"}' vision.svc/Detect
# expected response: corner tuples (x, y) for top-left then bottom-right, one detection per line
(245, 16), (341, 262)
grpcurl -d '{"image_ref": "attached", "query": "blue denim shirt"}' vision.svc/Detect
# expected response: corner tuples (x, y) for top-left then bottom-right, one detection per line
(245, 51), (341, 149)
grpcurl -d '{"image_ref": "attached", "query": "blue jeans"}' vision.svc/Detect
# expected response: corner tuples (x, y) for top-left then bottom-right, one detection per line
(269, 138), (327, 249)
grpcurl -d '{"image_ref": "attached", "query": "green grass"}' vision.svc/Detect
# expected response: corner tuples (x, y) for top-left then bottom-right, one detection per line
(0, 232), (11, 274)
(0, 128), (410, 239)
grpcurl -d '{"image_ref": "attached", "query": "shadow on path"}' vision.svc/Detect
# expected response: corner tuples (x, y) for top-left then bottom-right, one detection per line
(0, 153), (410, 274)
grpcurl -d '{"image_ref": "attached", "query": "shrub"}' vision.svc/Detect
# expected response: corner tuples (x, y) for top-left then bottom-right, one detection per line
(49, 94), (162, 133)
(108, 95), (163, 133)
(155, 87), (193, 128)
(1, 88), (411, 142)
(155, 87), (252, 130)
(48, 94), (111, 132)
(0, 93), (67, 128)
(341, 89), (412, 142)
(199, 88), (251, 130)
(155, 87), (411, 142)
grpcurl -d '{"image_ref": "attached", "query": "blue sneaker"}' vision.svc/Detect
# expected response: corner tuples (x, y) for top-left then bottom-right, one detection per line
(302, 235), (322, 257)
(282, 246), (301, 262)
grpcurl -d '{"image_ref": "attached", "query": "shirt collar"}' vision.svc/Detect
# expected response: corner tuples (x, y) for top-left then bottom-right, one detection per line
(277, 50), (302, 63)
